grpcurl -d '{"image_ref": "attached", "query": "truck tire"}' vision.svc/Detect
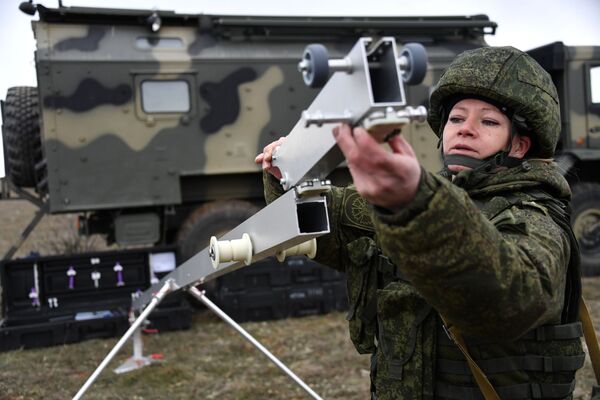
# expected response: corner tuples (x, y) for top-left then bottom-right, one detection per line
(571, 182), (600, 276)
(176, 200), (260, 297)
(2, 86), (43, 188)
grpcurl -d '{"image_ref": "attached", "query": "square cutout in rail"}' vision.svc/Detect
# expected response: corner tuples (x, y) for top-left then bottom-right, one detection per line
(367, 40), (404, 104)
(296, 202), (329, 233)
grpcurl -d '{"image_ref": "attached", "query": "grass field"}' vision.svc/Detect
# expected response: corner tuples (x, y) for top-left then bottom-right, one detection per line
(0, 310), (370, 399)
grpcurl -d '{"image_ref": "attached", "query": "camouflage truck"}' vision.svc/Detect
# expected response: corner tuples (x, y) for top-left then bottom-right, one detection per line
(526, 42), (600, 275)
(1, 2), (495, 265)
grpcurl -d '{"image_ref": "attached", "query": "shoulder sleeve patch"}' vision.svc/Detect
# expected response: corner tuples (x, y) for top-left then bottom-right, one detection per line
(341, 190), (374, 231)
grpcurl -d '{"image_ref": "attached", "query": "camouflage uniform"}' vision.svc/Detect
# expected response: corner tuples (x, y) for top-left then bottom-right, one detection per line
(264, 46), (584, 399)
(265, 158), (583, 399)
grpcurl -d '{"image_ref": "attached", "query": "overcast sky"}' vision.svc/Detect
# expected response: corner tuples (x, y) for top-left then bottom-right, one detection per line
(1, 0), (599, 177)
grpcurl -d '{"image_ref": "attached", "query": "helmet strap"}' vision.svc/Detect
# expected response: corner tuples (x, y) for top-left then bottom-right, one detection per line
(443, 152), (523, 174)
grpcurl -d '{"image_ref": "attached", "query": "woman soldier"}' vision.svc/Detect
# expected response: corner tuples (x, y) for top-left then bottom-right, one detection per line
(256, 46), (583, 400)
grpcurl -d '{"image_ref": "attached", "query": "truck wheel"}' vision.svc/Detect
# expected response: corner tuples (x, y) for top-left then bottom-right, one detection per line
(176, 200), (260, 296)
(2, 86), (43, 188)
(571, 182), (600, 276)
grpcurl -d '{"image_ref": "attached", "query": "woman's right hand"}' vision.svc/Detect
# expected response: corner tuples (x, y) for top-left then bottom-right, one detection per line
(255, 136), (287, 180)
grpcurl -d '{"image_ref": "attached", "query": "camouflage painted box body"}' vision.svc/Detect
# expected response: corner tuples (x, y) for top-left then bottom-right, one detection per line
(3, 4), (496, 257)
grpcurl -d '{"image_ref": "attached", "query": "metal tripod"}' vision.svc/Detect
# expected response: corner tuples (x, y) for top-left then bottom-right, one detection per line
(72, 280), (323, 400)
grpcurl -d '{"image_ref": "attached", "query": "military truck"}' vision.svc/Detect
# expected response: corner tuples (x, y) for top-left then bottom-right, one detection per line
(526, 42), (600, 276)
(1, 2), (492, 258)
(3, 3), (599, 274)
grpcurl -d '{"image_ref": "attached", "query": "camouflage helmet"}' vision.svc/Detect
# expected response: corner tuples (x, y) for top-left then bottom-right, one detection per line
(428, 46), (560, 158)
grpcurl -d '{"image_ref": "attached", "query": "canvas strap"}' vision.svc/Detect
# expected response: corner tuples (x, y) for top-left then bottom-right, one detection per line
(580, 297), (600, 384)
(439, 314), (501, 400)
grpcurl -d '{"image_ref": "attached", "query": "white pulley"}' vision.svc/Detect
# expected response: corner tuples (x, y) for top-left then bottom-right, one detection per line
(276, 238), (317, 262)
(209, 233), (253, 269)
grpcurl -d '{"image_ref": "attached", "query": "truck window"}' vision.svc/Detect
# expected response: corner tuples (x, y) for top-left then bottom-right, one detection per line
(141, 80), (190, 113)
(591, 66), (600, 104)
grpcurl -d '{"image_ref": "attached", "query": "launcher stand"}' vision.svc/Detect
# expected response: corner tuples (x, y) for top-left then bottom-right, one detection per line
(72, 281), (324, 400)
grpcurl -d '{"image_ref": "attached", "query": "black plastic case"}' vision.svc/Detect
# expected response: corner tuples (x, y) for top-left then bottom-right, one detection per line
(0, 246), (191, 351)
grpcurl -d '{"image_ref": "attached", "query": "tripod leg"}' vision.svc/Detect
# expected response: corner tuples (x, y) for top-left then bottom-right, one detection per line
(187, 286), (323, 400)
(72, 279), (176, 400)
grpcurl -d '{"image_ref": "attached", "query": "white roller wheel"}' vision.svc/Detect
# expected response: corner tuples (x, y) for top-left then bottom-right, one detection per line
(276, 239), (317, 262)
(209, 233), (253, 269)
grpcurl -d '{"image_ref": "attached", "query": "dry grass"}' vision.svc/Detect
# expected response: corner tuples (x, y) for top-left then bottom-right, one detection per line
(0, 311), (370, 400)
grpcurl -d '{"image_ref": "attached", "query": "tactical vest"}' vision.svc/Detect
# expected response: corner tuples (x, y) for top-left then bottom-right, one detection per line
(344, 189), (584, 400)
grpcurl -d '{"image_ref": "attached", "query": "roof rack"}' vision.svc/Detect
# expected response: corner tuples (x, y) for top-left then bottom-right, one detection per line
(34, 4), (496, 39)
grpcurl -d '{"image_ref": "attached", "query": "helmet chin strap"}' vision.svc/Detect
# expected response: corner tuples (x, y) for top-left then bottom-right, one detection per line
(443, 152), (523, 174)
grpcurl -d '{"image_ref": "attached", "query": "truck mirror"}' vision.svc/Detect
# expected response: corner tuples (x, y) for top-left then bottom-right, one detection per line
(590, 66), (600, 104)
(19, 1), (36, 15)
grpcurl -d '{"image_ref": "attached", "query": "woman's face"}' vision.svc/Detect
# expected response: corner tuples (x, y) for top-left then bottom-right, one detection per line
(442, 98), (531, 172)
(442, 98), (511, 160)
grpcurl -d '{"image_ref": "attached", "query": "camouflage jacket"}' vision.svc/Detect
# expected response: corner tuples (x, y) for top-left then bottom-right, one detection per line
(263, 160), (583, 399)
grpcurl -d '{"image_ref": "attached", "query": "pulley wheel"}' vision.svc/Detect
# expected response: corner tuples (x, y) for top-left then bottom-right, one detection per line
(400, 43), (428, 85)
(301, 44), (330, 88)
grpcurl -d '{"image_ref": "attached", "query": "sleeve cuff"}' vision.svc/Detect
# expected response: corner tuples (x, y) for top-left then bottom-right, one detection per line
(373, 168), (440, 225)
(263, 171), (286, 205)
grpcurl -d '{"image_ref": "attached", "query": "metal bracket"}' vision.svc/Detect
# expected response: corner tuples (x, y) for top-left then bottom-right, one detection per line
(113, 313), (159, 374)
(302, 109), (354, 127)
(362, 105), (427, 141)
(272, 37), (415, 191)
(295, 179), (331, 197)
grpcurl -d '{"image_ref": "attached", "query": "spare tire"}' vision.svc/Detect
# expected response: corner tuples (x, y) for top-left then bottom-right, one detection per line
(177, 200), (260, 299)
(177, 200), (260, 263)
(2, 86), (43, 188)
(571, 182), (600, 276)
